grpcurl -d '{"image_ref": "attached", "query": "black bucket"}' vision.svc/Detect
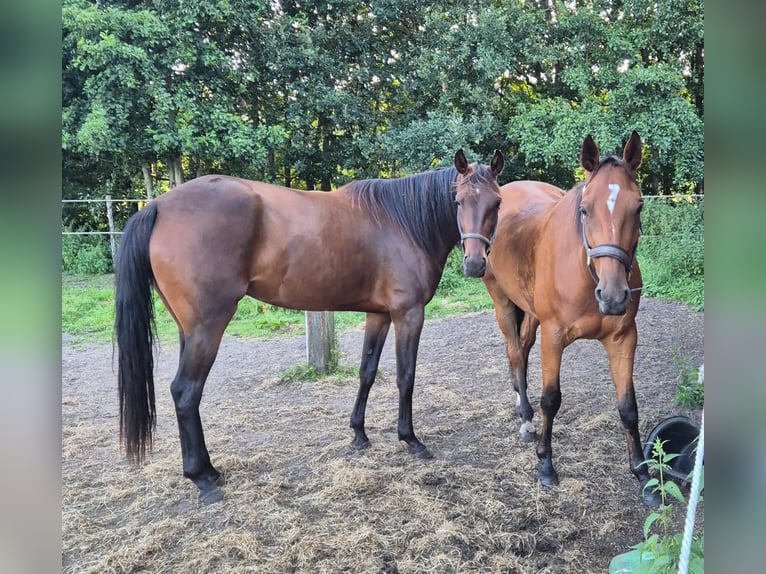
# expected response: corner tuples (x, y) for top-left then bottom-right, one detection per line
(643, 415), (701, 483)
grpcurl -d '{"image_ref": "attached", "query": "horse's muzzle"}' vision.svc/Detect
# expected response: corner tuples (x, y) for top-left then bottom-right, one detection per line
(595, 286), (630, 315)
(463, 255), (487, 278)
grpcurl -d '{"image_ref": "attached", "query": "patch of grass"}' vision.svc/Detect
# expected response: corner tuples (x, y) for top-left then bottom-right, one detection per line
(62, 257), (493, 345)
(278, 363), (359, 385)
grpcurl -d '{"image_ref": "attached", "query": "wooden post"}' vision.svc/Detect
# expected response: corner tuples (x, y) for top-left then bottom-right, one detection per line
(105, 195), (116, 267)
(305, 311), (335, 373)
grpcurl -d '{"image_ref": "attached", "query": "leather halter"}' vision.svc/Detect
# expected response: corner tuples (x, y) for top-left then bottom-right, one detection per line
(580, 211), (640, 285)
(457, 204), (496, 255)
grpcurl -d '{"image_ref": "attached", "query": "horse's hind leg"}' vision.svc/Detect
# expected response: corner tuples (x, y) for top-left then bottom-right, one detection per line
(536, 329), (563, 487)
(349, 313), (391, 449)
(170, 302), (237, 504)
(516, 313), (539, 442)
(391, 306), (432, 459)
(485, 279), (537, 442)
(601, 324), (660, 508)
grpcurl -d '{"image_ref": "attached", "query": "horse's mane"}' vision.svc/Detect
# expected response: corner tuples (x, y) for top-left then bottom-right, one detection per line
(345, 166), (461, 253)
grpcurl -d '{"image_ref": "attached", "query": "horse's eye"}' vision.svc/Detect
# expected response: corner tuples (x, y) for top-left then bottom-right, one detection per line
(494, 199), (501, 210)
(580, 207), (588, 218)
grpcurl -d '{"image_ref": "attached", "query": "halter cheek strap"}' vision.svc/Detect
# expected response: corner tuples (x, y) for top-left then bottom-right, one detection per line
(581, 212), (640, 285)
(457, 205), (496, 255)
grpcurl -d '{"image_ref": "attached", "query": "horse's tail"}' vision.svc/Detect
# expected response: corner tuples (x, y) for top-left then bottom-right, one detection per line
(114, 201), (159, 464)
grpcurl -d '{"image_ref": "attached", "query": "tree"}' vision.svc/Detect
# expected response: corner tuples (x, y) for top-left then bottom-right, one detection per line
(62, 0), (704, 227)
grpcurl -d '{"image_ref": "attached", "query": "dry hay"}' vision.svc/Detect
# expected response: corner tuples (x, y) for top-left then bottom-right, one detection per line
(63, 299), (704, 573)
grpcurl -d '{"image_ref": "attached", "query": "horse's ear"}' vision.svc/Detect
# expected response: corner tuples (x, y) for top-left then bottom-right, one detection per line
(580, 135), (599, 174)
(490, 149), (505, 177)
(454, 149), (469, 174)
(623, 130), (642, 173)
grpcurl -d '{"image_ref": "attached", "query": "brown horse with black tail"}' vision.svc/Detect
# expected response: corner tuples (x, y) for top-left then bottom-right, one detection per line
(115, 150), (504, 503)
(483, 132), (660, 506)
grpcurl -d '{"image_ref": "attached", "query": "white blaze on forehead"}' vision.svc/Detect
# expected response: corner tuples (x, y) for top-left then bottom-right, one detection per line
(607, 183), (621, 214)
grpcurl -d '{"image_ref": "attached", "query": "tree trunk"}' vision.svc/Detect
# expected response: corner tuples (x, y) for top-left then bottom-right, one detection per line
(168, 159), (177, 188)
(168, 157), (184, 188)
(141, 164), (154, 199)
(174, 157), (184, 187)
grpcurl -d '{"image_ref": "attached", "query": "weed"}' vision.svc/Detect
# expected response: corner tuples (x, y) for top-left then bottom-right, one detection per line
(631, 438), (704, 574)
(672, 350), (704, 408)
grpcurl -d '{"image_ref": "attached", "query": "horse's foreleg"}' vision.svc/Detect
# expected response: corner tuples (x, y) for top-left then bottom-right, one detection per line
(392, 306), (431, 459)
(602, 325), (660, 507)
(349, 313), (391, 450)
(536, 330), (563, 487)
(170, 306), (235, 504)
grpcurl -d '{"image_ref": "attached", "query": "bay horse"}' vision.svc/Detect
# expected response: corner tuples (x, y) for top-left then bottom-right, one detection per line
(483, 132), (660, 506)
(115, 150), (504, 503)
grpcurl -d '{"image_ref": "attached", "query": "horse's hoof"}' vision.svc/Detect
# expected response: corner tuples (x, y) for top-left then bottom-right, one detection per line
(536, 470), (560, 487)
(520, 430), (537, 443)
(198, 486), (224, 505)
(411, 445), (434, 460)
(351, 438), (370, 451)
(641, 486), (662, 508)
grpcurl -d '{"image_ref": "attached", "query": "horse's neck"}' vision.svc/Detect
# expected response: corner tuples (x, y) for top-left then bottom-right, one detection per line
(546, 186), (586, 256)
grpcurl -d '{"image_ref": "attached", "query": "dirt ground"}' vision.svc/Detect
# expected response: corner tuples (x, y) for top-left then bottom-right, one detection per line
(62, 297), (703, 573)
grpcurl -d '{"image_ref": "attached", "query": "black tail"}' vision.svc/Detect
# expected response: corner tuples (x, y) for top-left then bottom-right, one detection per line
(115, 202), (159, 464)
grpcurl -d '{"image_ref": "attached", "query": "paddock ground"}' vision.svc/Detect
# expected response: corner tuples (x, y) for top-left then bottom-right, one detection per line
(62, 297), (703, 573)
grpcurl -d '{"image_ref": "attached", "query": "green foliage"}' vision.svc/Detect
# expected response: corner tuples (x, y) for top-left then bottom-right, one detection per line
(673, 351), (704, 408)
(430, 249), (495, 316)
(63, 0), (704, 216)
(638, 197), (704, 310)
(632, 438), (704, 574)
(62, 235), (112, 275)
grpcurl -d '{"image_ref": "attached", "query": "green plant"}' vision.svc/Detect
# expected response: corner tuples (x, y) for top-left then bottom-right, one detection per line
(638, 197), (704, 310)
(62, 234), (112, 275)
(631, 438), (704, 574)
(673, 351), (705, 408)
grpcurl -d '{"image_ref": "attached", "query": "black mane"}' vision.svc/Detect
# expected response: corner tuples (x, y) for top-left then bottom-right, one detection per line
(346, 166), (460, 254)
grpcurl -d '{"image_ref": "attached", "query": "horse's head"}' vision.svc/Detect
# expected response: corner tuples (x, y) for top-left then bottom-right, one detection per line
(454, 148), (504, 277)
(579, 131), (644, 315)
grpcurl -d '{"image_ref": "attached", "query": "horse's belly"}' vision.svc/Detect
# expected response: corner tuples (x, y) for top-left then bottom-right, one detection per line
(245, 272), (385, 313)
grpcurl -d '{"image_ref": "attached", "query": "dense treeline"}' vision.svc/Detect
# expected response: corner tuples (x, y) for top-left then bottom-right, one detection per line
(63, 0), (703, 230)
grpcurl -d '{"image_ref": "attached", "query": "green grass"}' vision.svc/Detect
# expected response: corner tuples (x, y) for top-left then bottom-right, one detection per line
(62, 251), (493, 345)
(62, 231), (703, 347)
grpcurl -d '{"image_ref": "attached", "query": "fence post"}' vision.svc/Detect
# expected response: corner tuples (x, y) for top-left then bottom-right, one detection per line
(105, 195), (116, 266)
(305, 311), (335, 373)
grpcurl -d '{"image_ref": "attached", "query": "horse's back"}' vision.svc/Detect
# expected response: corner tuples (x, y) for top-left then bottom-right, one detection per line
(500, 180), (564, 209)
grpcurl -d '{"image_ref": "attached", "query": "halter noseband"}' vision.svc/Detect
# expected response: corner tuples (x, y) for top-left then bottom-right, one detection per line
(580, 211), (640, 285)
(457, 204), (496, 255)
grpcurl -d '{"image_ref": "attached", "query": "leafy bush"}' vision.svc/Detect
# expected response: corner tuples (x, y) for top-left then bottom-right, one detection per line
(436, 248), (466, 294)
(638, 197), (704, 310)
(62, 234), (112, 275)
